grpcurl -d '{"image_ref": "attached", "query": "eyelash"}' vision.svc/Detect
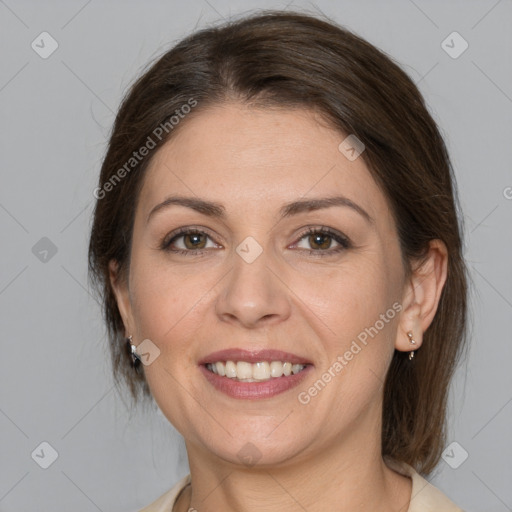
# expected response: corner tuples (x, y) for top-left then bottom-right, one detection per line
(160, 226), (352, 257)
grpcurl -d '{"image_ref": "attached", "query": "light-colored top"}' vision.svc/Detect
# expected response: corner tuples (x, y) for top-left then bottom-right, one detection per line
(139, 458), (463, 511)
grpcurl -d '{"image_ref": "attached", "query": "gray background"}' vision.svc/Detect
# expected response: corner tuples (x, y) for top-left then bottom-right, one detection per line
(1, 0), (511, 511)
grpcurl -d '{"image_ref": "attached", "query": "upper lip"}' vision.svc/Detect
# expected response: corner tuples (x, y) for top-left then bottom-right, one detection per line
(198, 348), (312, 366)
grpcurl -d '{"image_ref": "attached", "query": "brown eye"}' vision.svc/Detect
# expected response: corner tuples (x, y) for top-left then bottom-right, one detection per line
(308, 233), (333, 250)
(161, 228), (218, 254)
(293, 227), (351, 255)
(183, 232), (207, 250)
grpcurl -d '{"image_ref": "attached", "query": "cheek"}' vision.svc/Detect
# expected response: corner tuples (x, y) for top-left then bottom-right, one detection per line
(292, 254), (398, 395)
(295, 267), (397, 434)
(291, 252), (394, 338)
(128, 245), (211, 339)
(131, 274), (207, 360)
(127, 260), (212, 428)
(129, 242), (399, 358)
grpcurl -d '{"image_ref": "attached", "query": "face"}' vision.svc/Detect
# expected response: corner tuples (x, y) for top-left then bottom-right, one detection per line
(113, 103), (409, 468)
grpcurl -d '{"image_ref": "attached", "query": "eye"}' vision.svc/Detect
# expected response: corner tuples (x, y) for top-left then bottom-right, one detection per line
(160, 228), (220, 254)
(160, 226), (351, 257)
(292, 227), (351, 255)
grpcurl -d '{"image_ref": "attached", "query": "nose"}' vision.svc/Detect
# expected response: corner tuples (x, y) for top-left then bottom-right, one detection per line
(215, 248), (291, 329)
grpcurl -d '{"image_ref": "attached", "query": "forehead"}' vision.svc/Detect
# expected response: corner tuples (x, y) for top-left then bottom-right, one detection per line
(138, 103), (390, 225)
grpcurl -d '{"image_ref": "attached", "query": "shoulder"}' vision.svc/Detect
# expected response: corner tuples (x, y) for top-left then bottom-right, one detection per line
(385, 457), (464, 512)
(138, 474), (191, 512)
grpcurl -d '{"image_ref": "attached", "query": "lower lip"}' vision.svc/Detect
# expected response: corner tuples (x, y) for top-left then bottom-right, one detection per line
(199, 364), (313, 400)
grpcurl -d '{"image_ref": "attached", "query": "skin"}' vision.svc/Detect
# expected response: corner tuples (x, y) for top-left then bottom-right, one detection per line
(110, 103), (448, 512)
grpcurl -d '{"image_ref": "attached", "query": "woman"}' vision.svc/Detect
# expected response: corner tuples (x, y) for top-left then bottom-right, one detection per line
(88, 11), (468, 511)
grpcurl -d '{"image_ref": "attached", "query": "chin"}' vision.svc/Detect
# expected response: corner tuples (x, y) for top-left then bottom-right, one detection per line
(192, 425), (313, 469)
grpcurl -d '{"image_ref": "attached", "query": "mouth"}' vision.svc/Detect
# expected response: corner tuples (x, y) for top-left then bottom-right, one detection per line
(198, 349), (313, 399)
(204, 360), (308, 382)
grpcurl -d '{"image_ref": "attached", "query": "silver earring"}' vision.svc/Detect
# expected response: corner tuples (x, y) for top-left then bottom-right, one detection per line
(407, 331), (416, 360)
(126, 335), (141, 368)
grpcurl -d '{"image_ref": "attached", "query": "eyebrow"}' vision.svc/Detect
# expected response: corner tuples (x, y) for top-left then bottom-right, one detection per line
(146, 195), (373, 224)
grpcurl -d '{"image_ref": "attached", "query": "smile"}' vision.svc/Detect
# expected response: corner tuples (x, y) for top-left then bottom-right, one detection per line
(205, 360), (308, 382)
(199, 348), (313, 399)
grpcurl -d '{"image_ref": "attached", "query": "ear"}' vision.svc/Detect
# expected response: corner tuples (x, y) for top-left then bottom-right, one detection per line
(109, 259), (134, 337)
(396, 239), (448, 352)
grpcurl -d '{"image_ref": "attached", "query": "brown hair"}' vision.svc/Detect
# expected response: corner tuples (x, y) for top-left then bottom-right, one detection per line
(88, 10), (468, 475)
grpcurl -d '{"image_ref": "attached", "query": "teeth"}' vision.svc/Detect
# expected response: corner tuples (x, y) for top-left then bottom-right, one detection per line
(291, 364), (303, 375)
(225, 360), (237, 378)
(215, 361), (225, 376)
(253, 361), (270, 380)
(270, 361), (283, 377)
(205, 360), (306, 381)
(236, 361), (252, 380)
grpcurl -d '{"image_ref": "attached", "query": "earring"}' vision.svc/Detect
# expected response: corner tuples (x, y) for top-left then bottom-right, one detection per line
(407, 331), (416, 360)
(126, 335), (141, 368)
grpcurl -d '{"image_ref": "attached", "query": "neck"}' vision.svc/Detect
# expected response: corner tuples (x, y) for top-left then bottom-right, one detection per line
(176, 416), (412, 512)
